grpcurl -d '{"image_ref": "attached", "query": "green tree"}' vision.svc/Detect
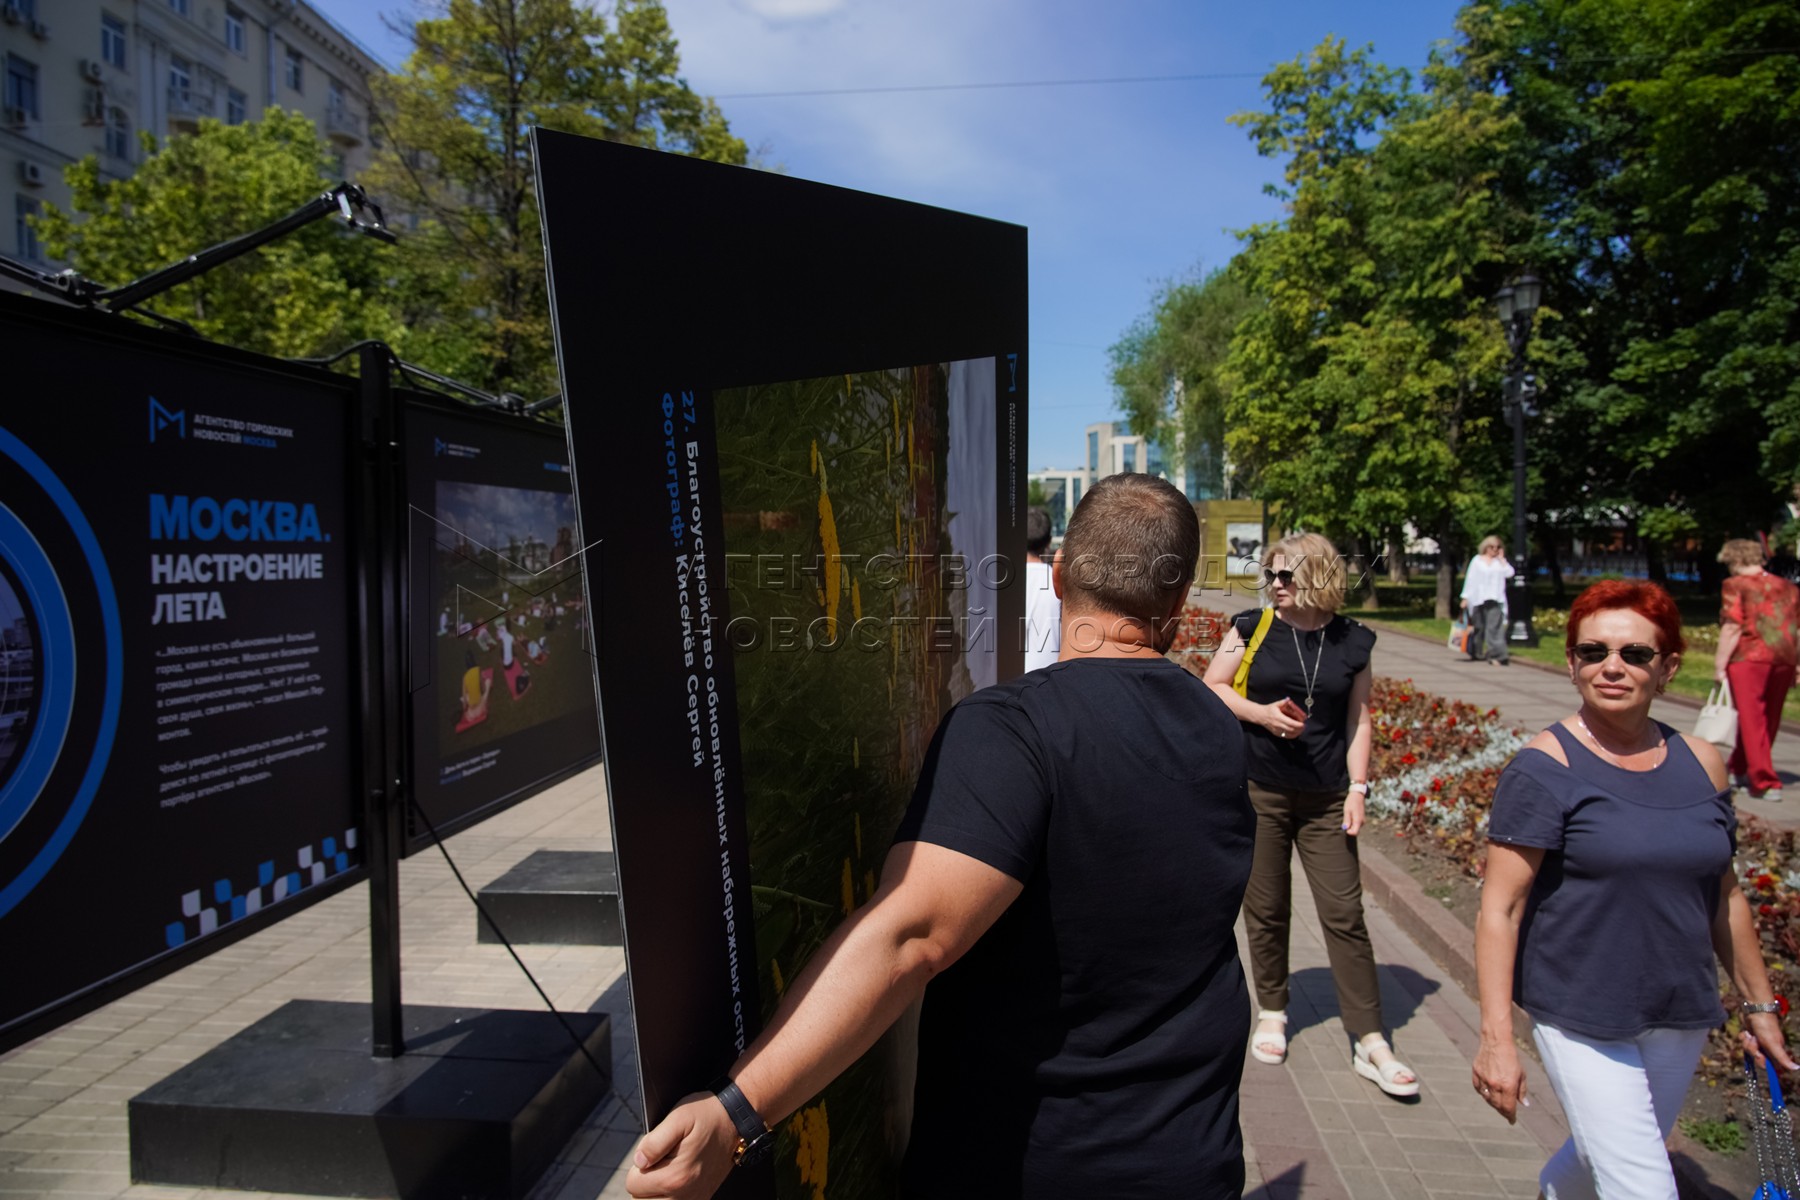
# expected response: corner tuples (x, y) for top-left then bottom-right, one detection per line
(1109, 267), (1256, 499)
(32, 110), (398, 358)
(1475, 0), (1800, 577)
(1224, 22), (1519, 615)
(371, 0), (747, 400)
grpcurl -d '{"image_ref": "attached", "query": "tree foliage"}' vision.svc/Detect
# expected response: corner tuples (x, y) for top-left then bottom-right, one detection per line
(369, 0), (748, 400)
(1109, 267), (1255, 497)
(1221, 25), (1519, 613)
(1476, 0), (1800, 563)
(33, 110), (399, 358)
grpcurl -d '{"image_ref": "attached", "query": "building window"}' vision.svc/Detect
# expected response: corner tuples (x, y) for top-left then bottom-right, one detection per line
(284, 47), (303, 92)
(1122, 443), (1137, 473)
(9, 0), (36, 18)
(169, 55), (191, 96)
(4, 55), (37, 120)
(1087, 430), (1099, 474)
(226, 87), (246, 125)
(101, 13), (129, 68)
(105, 106), (131, 158)
(168, 0), (189, 16)
(224, 6), (245, 53)
(15, 194), (41, 261)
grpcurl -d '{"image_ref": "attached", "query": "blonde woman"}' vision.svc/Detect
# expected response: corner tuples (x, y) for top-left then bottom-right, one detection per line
(1459, 536), (1515, 665)
(1203, 533), (1418, 1096)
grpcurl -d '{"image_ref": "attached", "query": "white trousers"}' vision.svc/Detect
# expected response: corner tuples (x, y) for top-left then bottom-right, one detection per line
(1532, 1020), (1710, 1200)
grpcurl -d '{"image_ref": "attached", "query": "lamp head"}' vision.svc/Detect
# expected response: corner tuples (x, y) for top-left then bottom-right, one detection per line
(1511, 273), (1542, 320)
(1495, 285), (1515, 324)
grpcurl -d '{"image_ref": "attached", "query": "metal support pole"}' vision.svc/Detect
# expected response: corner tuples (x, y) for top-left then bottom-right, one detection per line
(357, 343), (405, 1058)
(1507, 350), (1538, 646)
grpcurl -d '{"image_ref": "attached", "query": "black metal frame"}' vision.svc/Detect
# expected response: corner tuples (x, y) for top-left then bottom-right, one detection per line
(1500, 280), (1542, 647)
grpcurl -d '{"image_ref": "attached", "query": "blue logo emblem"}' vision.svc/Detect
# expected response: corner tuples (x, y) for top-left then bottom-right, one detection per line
(434, 438), (447, 457)
(149, 398), (185, 442)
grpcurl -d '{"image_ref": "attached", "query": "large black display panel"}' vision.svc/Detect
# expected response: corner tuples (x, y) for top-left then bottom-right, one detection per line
(0, 298), (362, 1051)
(536, 131), (1027, 1199)
(403, 396), (603, 851)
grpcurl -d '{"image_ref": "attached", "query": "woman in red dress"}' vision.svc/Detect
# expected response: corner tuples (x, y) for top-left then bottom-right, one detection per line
(1715, 538), (1800, 801)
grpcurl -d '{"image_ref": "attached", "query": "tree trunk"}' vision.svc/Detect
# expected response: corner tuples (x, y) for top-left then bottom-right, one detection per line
(1387, 528), (1408, 584)
(1646, 540), (1668, 584)
(1435, 511), (1456, 620)
(1543, 517), (1567, 605)
(1354, 533), (1380, 610)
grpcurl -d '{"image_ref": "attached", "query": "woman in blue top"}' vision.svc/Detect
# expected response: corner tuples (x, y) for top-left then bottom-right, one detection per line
(1473, 579), (1796, 1199)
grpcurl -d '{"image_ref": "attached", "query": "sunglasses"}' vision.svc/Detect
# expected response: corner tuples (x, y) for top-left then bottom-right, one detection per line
(1263, 569), (1297, 586)
(1571, 642), (1661, 667)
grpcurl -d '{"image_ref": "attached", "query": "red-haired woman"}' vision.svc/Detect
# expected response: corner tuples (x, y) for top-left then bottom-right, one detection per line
(1472, 579), (1795, 1198)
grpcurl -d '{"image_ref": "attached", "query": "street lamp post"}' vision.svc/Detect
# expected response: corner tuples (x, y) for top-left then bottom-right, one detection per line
(1496, 274), (1542, 647)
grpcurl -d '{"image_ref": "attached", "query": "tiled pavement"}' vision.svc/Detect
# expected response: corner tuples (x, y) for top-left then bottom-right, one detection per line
(16, 585), (1777, 1198)
(1236, 854), (1570, 1200)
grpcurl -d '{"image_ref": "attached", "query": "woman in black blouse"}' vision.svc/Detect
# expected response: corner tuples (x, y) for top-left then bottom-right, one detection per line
(1203, 532), (1418, 1096)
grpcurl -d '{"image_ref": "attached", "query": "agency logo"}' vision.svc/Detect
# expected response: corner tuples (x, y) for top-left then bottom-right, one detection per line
(149, 398), (185, 443)
(434, 438), (447, 457)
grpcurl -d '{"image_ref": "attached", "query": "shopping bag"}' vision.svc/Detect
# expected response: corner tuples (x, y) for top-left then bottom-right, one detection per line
(1447, 616), (1471, 655)
(1696, 681), (1738, 751)
(1743, 1052), (1800, 1200)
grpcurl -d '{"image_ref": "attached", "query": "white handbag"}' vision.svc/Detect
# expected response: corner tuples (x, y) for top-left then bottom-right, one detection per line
(1694, 681), (1737, 750)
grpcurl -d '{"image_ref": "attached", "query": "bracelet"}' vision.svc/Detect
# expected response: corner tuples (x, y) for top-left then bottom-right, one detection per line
(1741, 1001), (1783, 1015)
(1348, 781), (1369, 795)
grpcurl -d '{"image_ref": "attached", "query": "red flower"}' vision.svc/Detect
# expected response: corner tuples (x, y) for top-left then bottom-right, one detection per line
(1762, 904), (1775, 917)
(1391, 729), (1405, 742)
(1780, 995), (1791, 1017)
(1431, 778), (1444, 792)
(1447, 715), (1458, 727)
(1400, 790), (1413, 802)
(1758, 874), (1777, 891)
(1400, 753), (1418, 765)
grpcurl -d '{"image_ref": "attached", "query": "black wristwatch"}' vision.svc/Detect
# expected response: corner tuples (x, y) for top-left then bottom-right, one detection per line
(711, 1077), (774, 1167)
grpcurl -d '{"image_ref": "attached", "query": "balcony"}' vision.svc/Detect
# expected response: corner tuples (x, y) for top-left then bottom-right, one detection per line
(325, 103), (362, 146)
(167, 87), (214, 130)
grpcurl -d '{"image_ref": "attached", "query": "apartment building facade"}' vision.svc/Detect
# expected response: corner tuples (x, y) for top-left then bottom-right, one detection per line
(1, 0), (380, 266)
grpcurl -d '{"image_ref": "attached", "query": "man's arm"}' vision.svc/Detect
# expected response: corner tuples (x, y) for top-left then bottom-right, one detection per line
(625, 840), (1023, 1200)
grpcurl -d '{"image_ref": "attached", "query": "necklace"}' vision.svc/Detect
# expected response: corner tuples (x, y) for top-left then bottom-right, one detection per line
(1576, 714), (1665, 769)
(1290, 622), (1327, 713)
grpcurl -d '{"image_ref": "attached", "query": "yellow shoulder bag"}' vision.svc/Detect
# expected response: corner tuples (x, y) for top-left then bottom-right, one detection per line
(1232, 607), (1277, 697)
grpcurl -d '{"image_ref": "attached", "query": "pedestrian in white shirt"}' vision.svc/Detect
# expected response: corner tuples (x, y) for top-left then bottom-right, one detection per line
(1024, 506), (1061, 671)
(1460, 536), (1515, 665)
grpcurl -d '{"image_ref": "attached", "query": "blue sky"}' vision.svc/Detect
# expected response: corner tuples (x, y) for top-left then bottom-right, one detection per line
(313, 0), (1465, 469)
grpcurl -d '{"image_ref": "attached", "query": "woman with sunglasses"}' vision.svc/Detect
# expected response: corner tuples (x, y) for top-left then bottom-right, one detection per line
(1204, 532), (1419, 1097)
(1473, 579), (1795, 1198)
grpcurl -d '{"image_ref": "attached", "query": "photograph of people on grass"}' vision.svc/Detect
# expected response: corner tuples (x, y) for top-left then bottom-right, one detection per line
(430, 481), (588, 755)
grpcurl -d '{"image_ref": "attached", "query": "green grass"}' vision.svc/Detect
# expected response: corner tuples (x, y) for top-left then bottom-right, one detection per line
(1678, 1117), (1744, 1156)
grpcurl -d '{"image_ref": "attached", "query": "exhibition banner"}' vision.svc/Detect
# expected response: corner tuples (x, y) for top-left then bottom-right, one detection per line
(403, 396), (603, 852)
(0, 296), (362, 1050)
(537, 131), (1027, 1198)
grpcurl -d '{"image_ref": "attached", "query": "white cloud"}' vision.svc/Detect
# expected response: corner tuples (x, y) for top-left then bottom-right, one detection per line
(730, 0), (847, 20)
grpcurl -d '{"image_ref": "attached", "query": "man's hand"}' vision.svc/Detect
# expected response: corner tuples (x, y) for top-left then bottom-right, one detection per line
(626, 1091), (740, 1200)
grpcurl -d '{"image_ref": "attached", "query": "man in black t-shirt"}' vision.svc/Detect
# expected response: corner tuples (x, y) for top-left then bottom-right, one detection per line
(627, 474), (1255, 1200)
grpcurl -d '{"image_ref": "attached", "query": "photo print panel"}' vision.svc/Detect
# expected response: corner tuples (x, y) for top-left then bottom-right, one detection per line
(402, 397), (603, 852)
(0, 295), (362, 1051)
(536, 131), (1027, 1200)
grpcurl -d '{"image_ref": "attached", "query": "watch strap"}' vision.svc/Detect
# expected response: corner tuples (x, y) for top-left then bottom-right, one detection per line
(712, 1078), (773, 1165)
(1742, 1000), (1784, 1015)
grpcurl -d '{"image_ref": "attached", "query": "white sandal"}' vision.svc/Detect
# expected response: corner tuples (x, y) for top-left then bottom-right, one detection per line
(1353, 1034), (1420, 1097)
(1250, 1010), (1288, 1065)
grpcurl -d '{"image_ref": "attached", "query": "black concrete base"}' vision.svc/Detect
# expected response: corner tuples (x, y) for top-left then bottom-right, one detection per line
(477, 850), (622, 946)
(129, 999), (611, 1199)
